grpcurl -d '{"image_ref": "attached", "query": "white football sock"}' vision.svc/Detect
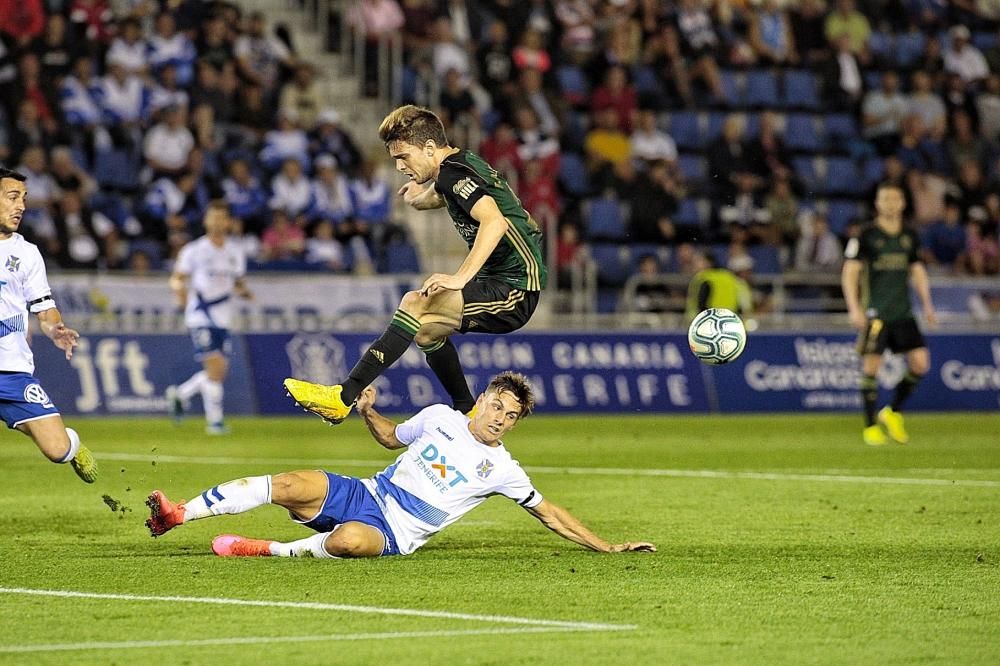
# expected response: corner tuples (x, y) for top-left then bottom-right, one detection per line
(202, 379), (224, 425)
(270, 531), (338, 558)
(183, 475), (271, 521)
(57, 427), (81, 463)
(177, 371), (207, 402)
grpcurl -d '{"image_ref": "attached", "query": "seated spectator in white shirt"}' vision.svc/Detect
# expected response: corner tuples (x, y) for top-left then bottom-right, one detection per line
(305, 219), (347, 271)
(269, 158), (316, 219)
(630, 107), (678, 167)
(259, 110), (310, 172)
(148, 64), (190, 118)
(105, 17), (148, 77)
(143, 104), (195, 179)
(147, 11), (197, 87)
(944, 25), (989, 86)
(311, 153), (352, 222)
(794, 212), (842, 271)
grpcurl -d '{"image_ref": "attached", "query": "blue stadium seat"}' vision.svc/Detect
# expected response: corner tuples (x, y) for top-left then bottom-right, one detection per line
(748, 245), (782, 274)
(973, 31), (996, 52)
(631, 65), (661, 96)
(825, 114), (859, 142)
(826, 199), (863, 234)
(675, 198), (703, 226)
(782, 70), (820, 110)
(128, 239), (164, 270)
(590, 244), (631, 286)
(668, 111), (702, 150)
(380, 241), (421, 274)
(94, 149), (140, 192)
(784, 114), (823, 153)
(583, 197), (628, 240)
(718, 70), (744, 107)
(556, 65), (590, 106)
(705, 112), (726, 144)
(792, 157), (819, 192)
(823, 157), (861, 195)
(558, 152), (590, 198)
(861, 157), (885, 189)
(745, 70), (780, 108)
(678, 154), (706, 184)
(629, 244), (670, 271)
(895, 32), (927, 68)
(596, 287), (620, 313)
(864, 70), (882, 91)
(868, 31), (893, 63)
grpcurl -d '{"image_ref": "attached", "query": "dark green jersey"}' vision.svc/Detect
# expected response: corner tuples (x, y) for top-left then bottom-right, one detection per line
(433, 149), (547, 291)
(844, 223), (921, 322)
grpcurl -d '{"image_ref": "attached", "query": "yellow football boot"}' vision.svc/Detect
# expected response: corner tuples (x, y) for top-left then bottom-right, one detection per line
(878, 406), (909, 444)
(283, 379), (353, 425)
(862, 424), (888, 447)
(71, 445), (98, 483)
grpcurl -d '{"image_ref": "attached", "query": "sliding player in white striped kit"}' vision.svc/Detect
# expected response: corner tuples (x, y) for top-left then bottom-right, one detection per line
(0, 167), (96, 482)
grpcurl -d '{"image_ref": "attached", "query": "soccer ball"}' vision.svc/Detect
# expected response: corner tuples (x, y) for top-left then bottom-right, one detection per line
(687, 308), (747, 365)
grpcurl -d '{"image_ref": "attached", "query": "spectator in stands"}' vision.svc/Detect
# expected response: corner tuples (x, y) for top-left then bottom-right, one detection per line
(430, 16), (471, 86)
(862, 71), (908, 156)
(749, 0), (799, 66)
(280, 63), (324, 130)
(511, 28), (552, 75)
(69, 0), (115, 53)
(51, 189), (121, 270)
(1, 0), (45, 47)
(35, 13), (78, 83)
(642, 24), (695, 107)
(630, 107), (678, 168)
(764, 176), (799, 251)
(260, 208), (306, 262)
(311, 153), (352, 224)
(9, 100), (58, 163)
(437, 68), (478, 141)
(195, 12), (235, 73)
(824, 0), (871, 61)
(895, 115), (940, 174)
(236, 11), (296, 101)
(16, 145), (58, 240)
(96, 54), (149, 150)
(16, 53), (57, 127)
(554, 0), (597, 59)
(190, 60), (234, 126)
(942, 71), (978, 122)
(305, 218), (348, 271)
(555, 221), (586, 289)
(720, 172), (771, 239)
(269, 157), (316, 221)
(627, 159), (681, 245)
(976, 74), (1000, 140)
(477, 19), (515, 103)
(632, 254), (671, 314)
(513, 105), (560, 174)
(794, 212), (842, 272)
(823, 34), (864, 112)
(965, 218), (1000, 275)
(311, 108), (361, 176)
(944, 25), (989, 86)
(49, 145), (97, 200)
(400, 0), (440, 59)
(746, 111), (793, 183)
(513, 67), (563, 141)
(147, 12), (197, 88)
(143, 104), (194, 181)
(348, 158), (391, 239)
(106, 17), (148, 78)
(149, 64), (190, 118)
(222, 157), (268, 233)
(585, 106), (631, 179)
(904, 0), (948, 33)
(674, 0), (725, 103)
(921, 198), (968, 272)
(591, 64), (637, 134)
(791, 0), (831, 65)
(908, 71), (947, 141)
(907, 167), (948, 225)
(478, 121), (521, 182)
(259, 109), (309, 173)
(955, 159), (989, 220)
(518, 158), (559, 232)
(229, 216), (261, 262)
(947, 110), (991, 169)
(706, 114), (750, 201)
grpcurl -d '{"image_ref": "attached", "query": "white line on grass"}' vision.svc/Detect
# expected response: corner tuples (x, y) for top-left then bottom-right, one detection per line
(0, 627), (598, 654)
(0, 588), (633, 632)
(98, 452), (1000, 488)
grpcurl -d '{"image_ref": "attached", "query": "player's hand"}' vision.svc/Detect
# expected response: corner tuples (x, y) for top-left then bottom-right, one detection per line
(49, 323), (80, 360)
(849, 310), (867, 331)
(355, 386), (377, 414)
(420, 273), (465, 296)
(924, 307), (938, 329)
(398, 181), (430, 207)
(609, 542), (657, 553)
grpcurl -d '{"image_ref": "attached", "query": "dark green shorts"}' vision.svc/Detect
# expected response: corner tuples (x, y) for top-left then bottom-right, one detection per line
(857, 317), (926, 356)
(459, 279), (540, 334)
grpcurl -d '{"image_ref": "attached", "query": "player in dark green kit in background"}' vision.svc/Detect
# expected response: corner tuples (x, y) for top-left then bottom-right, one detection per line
(285, 105), (547, 424)
(842, 183), (937, 447)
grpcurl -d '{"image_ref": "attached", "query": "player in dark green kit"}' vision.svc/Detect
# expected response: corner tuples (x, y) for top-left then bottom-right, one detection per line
(842, 183), (937, 446)
(285, 105), (547, 424)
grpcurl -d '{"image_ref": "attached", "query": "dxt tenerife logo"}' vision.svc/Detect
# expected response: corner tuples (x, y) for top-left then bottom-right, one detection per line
(418, 443), (469, 492)
(23, 383), (53, 408)
(286, 334), (347, 386)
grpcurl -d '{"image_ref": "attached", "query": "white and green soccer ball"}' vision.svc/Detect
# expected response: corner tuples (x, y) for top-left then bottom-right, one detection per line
(687, 308), (747, 365)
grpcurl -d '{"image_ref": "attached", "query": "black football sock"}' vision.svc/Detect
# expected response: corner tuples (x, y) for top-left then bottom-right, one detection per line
(861, 374), (878, 427)
(341, 310), (419, 404)
(890, 371), (923, 412)
(420, 338), (475, 413)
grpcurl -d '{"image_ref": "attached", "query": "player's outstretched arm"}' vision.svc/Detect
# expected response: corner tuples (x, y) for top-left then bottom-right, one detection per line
(399, 181), (445, 210)
(36, 307), (79, 360)
(356, 387), (407, 450)
(525, 499), (656, 553)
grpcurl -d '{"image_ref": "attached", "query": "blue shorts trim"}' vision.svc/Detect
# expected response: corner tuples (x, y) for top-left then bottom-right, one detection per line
(292, 472), (400, 556)
(190, 327), (232, 360)
(0, 372), (60, 429)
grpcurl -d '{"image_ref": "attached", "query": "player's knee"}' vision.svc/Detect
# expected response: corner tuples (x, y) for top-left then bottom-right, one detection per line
(325, 523), (380, 558)
(399, 290), (426, 315)
(910, 358), (930, 376)
(271, 471), (320, 505)
(414, 327), (444, 348)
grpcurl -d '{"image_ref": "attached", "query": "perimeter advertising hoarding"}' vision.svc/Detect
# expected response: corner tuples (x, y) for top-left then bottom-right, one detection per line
(31, 333), (999, 415)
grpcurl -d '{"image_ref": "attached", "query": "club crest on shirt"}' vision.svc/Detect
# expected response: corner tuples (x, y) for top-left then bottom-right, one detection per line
(476, 459), (494, 479)
(6, 256), (20, 272)
(452, 177), (477, 199)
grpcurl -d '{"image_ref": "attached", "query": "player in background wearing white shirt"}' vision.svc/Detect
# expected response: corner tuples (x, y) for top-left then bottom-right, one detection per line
(146, 372), (655, 558)
(165, 202), (252, 435)
(0, 167), (97, 482)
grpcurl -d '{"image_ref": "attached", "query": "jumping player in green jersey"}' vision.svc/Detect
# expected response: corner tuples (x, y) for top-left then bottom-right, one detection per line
(842, 183), (937, 446)
(285, 105), (547, 424)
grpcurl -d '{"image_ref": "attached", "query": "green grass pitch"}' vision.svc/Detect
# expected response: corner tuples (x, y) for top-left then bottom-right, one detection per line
(0, 413), (998, 665)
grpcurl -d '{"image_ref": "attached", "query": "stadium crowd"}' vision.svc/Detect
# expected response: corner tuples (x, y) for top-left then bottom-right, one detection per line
(5, 0), (1000, 304)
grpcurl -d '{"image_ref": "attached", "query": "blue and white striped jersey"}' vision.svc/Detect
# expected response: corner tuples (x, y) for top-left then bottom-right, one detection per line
(0, 234), (55, 373)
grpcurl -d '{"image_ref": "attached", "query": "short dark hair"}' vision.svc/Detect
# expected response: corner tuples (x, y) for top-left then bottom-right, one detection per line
(378, 105), (449, 149)
(486, 371), (535, 418)
(0, 167), (27, 184)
